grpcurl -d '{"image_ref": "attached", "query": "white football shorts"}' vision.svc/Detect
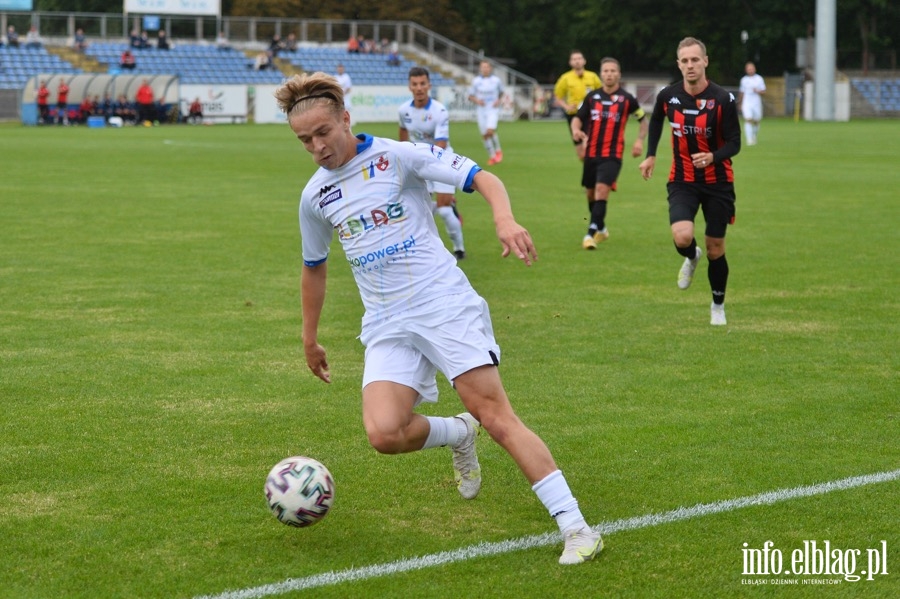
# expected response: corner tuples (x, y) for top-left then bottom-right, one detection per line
(741, 102), (763, 121)
(476, 107), (500, 134)
(360, 289), (501, 405)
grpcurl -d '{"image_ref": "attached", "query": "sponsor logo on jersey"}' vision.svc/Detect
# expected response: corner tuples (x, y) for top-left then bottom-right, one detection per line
(682, 125), (713, 136)
(319, 188), (342, 208)
(346, 234), (417, 268)
(336, 202), (407, 240)
(668, 96), (681, 105)
(450, 154), (466, 170)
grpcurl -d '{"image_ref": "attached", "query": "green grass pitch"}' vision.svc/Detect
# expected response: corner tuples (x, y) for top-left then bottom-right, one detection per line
(0, 116), (897, 598)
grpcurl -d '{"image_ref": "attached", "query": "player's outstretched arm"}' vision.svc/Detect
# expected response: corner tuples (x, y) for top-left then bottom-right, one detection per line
(470, 170), (537, 266)
(301, 262), (331, 383)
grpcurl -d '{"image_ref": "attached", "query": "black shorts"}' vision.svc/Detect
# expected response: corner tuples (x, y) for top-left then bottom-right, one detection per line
(667, 182), (736, 238)
(582, 157), (622, 189)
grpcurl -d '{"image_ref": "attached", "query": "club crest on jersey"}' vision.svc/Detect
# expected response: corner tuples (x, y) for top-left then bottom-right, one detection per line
(696, 99), (715, 110)
(360, 155), (390, 180)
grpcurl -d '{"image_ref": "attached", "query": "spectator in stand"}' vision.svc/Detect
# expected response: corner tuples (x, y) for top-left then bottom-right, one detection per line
(156, 30), (170, 50)
(268, 34), (284, 58)
(36, 80), (50, 124)
(387, 40), (401, 67)
(139, 31), (151, 49)
(284, 33), (297, 52)
(25, 26), (42, 49)
(356, 34), (368, 53)
(215, 30), (231, 51)
(136, 79), (155, 124)
(56, 79), (70, 125)
(7, 25), (19, 48)
(73, 28), (88, 53)
(347, 35), (359, 53)
(187, 97), (203, 124)
(379, 37), (390, 54)
(120, 49), (136, 71)
(129, 29), (142, 49)
(253, 50), (273, 71)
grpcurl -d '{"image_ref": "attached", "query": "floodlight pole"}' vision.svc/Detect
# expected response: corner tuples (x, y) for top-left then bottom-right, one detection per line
(813, 0), (836, 120)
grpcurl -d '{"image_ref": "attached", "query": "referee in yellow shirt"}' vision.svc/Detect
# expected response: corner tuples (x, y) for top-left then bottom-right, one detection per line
(553, 50), (601, 160)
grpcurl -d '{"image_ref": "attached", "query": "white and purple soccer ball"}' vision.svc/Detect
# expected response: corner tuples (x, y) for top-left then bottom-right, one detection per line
(264, 456), (335, 527)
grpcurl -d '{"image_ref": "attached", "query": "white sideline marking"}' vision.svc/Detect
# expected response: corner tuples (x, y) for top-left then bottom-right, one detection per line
(195, 468), (900, 599)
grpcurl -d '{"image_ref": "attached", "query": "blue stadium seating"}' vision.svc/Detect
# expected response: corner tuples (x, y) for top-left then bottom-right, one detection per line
(279, 47), (458, 87)
(85, 43), (284, 85)
(0, 42), (458, 90)
(851, 78), (900, 112)
(0, 46), (81, 89)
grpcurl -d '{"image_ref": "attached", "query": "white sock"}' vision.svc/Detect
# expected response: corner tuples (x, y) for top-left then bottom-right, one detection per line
(532, 470), (588, 533)
(436, 206), (464, 251)
(422, 416), (463, 449)
(483, 138), (495, 157)
(744, 122), (753, 142)
(491, 133), (501, 152)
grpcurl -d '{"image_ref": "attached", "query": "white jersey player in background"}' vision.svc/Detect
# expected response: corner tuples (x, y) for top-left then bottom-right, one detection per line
(275, 72), (602, 565)
(334, 63), (352, 123)
(467, 60), (505, 165)
(399, 67), (466, 259)
(738, 61), (766, 145)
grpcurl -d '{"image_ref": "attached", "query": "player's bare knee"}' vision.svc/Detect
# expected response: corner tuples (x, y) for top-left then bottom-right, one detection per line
(365, 427), (404, 454)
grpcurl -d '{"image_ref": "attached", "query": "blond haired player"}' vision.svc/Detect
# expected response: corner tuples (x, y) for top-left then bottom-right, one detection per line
(276, 72), (602, 565)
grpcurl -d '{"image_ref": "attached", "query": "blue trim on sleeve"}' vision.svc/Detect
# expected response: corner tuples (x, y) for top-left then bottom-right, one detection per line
(356, 134), (374, 154)
(462, 165), (482, 193)
(303, 257), (328, 267)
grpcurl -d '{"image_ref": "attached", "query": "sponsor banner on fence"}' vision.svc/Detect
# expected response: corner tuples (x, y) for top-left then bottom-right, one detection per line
(253, 84), (512, 125)
(253, 85), (285, 125)
(180, 84), (247, 122)
(124, 0), (221, 16)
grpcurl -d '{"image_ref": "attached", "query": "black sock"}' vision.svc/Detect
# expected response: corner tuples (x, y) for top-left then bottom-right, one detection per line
(589, 200), (607, 232)
(676, 238), (697, 259)
(708, 254), (728, 304)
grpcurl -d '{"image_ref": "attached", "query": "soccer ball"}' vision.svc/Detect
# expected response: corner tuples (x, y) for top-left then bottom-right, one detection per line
(264, 456), (335, 527)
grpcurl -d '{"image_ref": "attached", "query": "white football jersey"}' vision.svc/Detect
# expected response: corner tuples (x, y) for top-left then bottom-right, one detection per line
(398, 97), (453, 151)
(739, 74), (766, 108)
(300, 135), (480, 323)
(467, 75), (504, 108)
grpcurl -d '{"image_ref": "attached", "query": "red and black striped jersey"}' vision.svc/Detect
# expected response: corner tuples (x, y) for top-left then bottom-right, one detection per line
(646, 81), (741, 184)
(576, 87), (645, 160)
